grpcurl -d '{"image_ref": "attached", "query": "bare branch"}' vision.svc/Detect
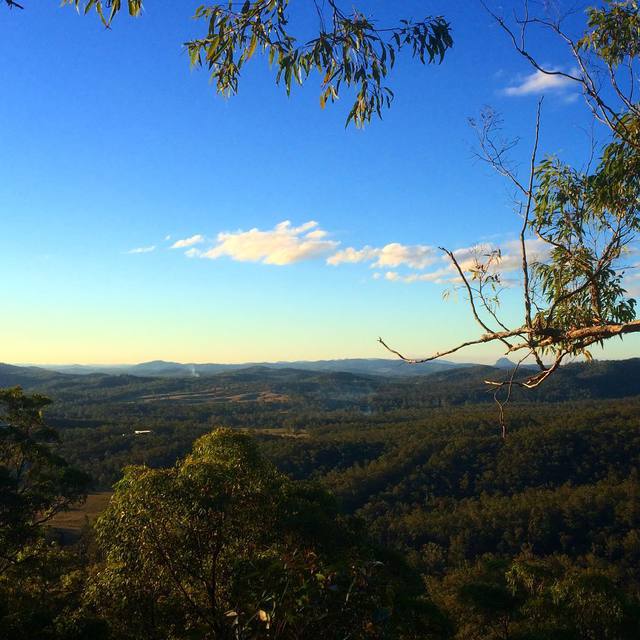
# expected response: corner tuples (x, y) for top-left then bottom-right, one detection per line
(440, 247), (515, 351)
(522, 99), (542, 331)
(380, 320), (640, 368)
(492, 348), (533, 438)
(377, 332), (519, 364)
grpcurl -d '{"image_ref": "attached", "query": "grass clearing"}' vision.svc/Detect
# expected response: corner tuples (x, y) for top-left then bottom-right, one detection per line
(49, 492), (113, 541)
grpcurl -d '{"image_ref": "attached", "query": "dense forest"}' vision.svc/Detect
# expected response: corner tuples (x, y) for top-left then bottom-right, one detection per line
(1, 360), (640, 638)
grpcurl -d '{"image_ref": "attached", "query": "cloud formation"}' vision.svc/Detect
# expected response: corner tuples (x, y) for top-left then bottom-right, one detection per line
(327, 242), (438, 269)
(384, 269), (451, 284)
(157, 218), (640, 304)
(128, 245), (156, 254)
(503, 69), (577, 96)
(372, 238), (551, 285)
(192, 221), (338, 265)
(171, 234), (205, 249)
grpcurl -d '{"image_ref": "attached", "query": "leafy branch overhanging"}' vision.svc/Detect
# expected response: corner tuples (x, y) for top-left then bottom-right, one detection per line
(44, 0), (453, 128)
(380, 1), (640, 435)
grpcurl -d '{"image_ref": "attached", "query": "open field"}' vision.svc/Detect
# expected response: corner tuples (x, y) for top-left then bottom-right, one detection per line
(137, 389), (290, 404)
(49, 492), (113, 540)
(237, 427), (309, 438)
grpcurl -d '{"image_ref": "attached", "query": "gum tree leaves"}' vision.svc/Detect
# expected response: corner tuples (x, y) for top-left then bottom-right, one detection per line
(63, 0), (453, 127)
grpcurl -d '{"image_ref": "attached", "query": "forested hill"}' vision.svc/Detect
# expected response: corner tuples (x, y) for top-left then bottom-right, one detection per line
(4, 361), (638, 639)
(1, 358), (638, 408)
(376, 358), (640, 408)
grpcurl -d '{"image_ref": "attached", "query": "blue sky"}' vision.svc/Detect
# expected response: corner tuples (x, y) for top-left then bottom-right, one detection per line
(1, 1), (638, 364)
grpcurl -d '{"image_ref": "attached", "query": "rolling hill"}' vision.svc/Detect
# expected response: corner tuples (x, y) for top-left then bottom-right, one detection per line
(2, 358), (639, 409)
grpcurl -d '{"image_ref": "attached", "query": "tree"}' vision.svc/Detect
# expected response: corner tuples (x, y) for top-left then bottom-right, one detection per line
(4, 1), (453, 128)
(506, 554), (640, 640)
(380, 1), (640, 432)
(0, 387), (89, 573)
(0, 387), (92, 640)
(86, 428), (439, 639)
(432, 553), (640, 639)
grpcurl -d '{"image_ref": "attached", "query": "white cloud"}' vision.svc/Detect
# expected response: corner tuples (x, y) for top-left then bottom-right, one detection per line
(450, 242), (494, 270)
(367, 238), (552, 286)
(200, 220), (338, 266)
(503, 69), (577, 97)
(500, 237), (550, 270)
(171, 234), (205, 249)
(562, 93), (580, 104)
(127, 245), (156, 254)
(168, 221), (560, 289)
(327, 246), (378, 266)
(449, 238), (549, 272)
(305, 229), (328, 239)
(383, 268), (454, 284)
(327, 242), (438, 269)
(374, 243), (438, 269)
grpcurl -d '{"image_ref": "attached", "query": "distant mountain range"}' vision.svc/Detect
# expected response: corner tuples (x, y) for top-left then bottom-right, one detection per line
(0, 358), (638, 407)
(27, 358), (473, 379)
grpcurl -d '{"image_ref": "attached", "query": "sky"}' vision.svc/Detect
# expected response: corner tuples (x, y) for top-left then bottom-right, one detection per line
(1, 0), (638, 365)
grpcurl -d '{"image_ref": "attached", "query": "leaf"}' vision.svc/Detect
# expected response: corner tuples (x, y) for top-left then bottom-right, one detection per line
(246, 34), (258, 60)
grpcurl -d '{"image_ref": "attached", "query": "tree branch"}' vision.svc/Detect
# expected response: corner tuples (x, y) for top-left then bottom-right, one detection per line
(380, 320), (640, 369)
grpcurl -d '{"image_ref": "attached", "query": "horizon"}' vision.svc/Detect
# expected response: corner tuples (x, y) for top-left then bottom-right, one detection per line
(10, 353), (638, 369)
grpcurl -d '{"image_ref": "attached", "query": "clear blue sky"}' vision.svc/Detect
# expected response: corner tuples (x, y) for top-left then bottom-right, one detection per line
(1, 1), (638, 364)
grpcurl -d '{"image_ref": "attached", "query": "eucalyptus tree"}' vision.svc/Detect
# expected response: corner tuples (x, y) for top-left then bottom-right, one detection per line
(87, 428), (436, 639)
(380, 1), (640, 431)
(0, 387), (88, 574)
(0, 388), (90, 640)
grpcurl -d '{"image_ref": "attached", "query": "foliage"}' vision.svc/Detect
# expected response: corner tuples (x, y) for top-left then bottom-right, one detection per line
(0, 387), (88, 572)
(432, 554), (640, 640)
(533, 154), (638, 340)
(381, 1), (640, 408)
(0, 388), (92, 640)
(516, 1), (640, 369)
(1, 375), (640, 638)
(86, 427), (433, 639)
(58, 0), (452, 127)
(0, 539), (106, 640)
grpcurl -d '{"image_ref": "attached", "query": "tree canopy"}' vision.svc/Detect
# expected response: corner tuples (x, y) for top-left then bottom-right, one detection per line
(0, 387), (88, 572)
(0, 388), (91, 639)
(86, 428), (434, 639)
